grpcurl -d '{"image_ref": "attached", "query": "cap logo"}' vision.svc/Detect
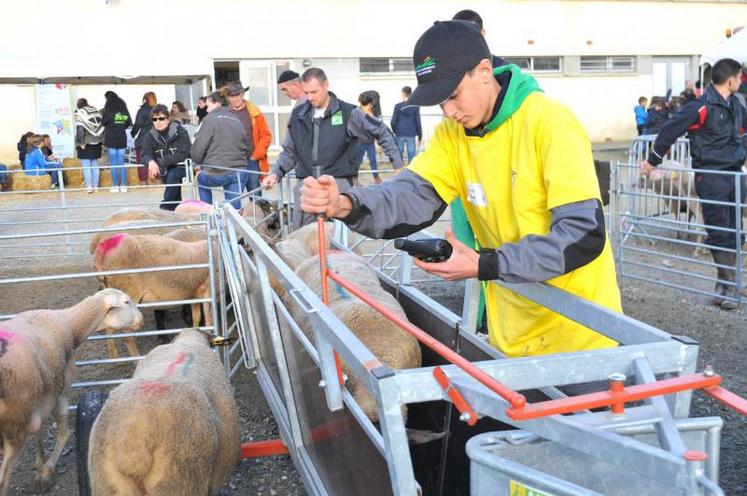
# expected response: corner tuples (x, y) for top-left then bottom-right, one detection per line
(415, 56), (437, 77)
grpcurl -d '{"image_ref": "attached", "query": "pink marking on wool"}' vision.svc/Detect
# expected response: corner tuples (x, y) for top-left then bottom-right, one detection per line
(164, 351), (187, 376)
(138, 381), (171, 395)
(97, 233), (128, 256)
(180, 200), (207, 206)
(0, 329), (23, 343)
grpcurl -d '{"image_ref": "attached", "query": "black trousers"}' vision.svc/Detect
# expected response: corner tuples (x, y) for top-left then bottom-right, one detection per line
(160, 166), (186, 211)
(694, 171), (746, 250)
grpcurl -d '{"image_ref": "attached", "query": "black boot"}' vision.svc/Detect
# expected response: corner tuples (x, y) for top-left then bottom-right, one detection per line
(714, 251), (738, 310)
(711, 251), (728, 306)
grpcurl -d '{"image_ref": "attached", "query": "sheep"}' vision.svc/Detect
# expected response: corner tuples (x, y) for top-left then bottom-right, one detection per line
(88, 329), (240, 496)
(638, 160), (706, 255)
(174, 199), (214, 215)
(98, 207), (200, 229)
(0, 288), (143, 496)
(94, 233), (213, 359)
(289, 250), (421, 422)
(88, 220), (207, 254)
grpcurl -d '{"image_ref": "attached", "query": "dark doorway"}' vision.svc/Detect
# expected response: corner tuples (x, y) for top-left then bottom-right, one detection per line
(214, 61), (240, 89)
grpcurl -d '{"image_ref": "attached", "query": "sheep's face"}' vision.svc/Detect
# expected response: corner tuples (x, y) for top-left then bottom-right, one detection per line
(98, 289), (144, 332)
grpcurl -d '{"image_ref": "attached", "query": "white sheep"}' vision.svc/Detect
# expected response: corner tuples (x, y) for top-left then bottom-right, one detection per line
(99, 207), (200, 229)
(288, 249), (422, 422)
(88, 220), (206, 254)
(0, 289), (143, 496)
(93, 233), (213, 359)
(88, 329), (240, 496)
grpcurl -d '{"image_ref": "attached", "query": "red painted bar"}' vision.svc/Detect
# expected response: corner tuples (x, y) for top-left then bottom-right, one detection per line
(326, 270), (527, 409)
(241, 439), (289, 458)
(703, 386), (747, 416)
(506, 373), (721, 421)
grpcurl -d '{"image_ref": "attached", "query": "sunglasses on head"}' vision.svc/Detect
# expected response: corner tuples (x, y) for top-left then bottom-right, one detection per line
(152, 116), (168, 122)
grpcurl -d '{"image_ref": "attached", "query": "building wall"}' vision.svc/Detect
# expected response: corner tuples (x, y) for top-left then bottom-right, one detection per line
(1, 0), (743, 162)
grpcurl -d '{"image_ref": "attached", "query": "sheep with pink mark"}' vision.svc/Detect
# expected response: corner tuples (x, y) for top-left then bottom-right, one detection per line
(0, 289), (143, 496)
(93, 233), (213, 359)
(88, 329), (240, 496)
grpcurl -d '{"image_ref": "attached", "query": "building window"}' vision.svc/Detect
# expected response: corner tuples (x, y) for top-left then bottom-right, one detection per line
(360, 57), (414, 74)
(504, 56), (561, 73)
(580, 56), (636, 73)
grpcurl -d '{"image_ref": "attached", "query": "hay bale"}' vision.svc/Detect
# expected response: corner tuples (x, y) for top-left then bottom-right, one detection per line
(62, 157), (84, 188)
(9, 171), (52, 191)
(126, 165), (140, 186)
(100, 168), (113, 187)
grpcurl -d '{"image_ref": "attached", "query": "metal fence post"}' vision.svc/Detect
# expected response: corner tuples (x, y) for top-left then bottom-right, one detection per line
(735, 172), (743, 305)
(58, 163), (73, 255)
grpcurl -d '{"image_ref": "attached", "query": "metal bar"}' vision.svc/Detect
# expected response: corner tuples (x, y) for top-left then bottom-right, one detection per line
(455, 379), (692, 491)
(632, 358), (688, 455)
(505, 373), (720, 421)
(0, 220), (203, 241)
(240, 439), (289, 458)
(394, 341), (689, 404)
(327, 269), (527, 409)
(75, 356), (144, 367)
(0, 263), (208, 285)
(703, 386), (747, 415)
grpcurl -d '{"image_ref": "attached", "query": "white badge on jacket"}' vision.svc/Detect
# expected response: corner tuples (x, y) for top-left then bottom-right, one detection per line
(466, 183), (487, 207)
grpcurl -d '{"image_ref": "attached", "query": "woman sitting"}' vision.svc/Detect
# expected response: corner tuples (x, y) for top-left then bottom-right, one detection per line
(24, 134), (60, 189)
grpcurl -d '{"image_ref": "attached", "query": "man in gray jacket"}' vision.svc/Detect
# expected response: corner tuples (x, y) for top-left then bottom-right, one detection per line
(261, 67), (403, 227)
(191, 91), (249, 209)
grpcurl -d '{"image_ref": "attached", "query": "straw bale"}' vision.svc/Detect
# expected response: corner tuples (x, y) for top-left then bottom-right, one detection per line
(62, 157), (84, 188)
(9, 171), (52, 191)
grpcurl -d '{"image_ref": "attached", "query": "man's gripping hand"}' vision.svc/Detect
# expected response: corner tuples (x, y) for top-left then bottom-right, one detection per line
(299, 175), (352, 219)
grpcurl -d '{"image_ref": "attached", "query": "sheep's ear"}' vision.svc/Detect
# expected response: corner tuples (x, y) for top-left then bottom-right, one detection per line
(209, 335), (238, 348)
(101, 289), (123, 310)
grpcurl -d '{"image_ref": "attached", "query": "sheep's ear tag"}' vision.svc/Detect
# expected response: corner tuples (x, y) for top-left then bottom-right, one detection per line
(209, 335), (238, 348)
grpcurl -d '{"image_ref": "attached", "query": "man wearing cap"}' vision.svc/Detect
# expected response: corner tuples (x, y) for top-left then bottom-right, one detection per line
(226, 81), (272, 195)
(261, 67), (403, 228)
(277, 70), (308, 108)
(300, 21), (621, 358)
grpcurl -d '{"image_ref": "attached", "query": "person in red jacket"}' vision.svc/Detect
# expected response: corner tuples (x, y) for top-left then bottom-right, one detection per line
(225, 81), (272, 197)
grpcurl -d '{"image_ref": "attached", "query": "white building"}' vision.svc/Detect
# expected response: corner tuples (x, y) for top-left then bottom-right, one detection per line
(0, 0), (744, 164)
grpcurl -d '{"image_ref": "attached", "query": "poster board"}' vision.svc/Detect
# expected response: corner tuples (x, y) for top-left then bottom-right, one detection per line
(35, 84), (75, 159)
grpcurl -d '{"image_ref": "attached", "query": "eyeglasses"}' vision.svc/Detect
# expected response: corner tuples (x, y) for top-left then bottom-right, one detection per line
(152, 116), (168, 122)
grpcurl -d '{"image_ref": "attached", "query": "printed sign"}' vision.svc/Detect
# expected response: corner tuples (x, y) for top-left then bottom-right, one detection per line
(35, 84), (75, 159)
(509, 479), (556, 496)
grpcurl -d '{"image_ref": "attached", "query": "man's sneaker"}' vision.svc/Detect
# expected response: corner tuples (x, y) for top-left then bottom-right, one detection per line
(87, 187), (94, 194)
(120, 187), (128, 193)
(110, 187), (119, 193)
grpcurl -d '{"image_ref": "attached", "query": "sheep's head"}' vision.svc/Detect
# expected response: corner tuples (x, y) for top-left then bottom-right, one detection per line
(97, 288), (144, 333)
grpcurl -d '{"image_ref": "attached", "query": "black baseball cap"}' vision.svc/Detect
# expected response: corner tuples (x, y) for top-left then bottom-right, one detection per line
(408, 20), (491, 107)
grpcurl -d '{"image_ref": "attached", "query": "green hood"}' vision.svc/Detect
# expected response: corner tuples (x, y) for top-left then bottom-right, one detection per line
(485, 64), (541, 131)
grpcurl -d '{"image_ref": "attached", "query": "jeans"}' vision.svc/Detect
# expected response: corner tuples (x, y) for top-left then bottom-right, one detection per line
(356, 143), (378, 178)
(81, 159), (99, 188)
(198, 172), (243, 210)
(44, 161), (60, 186)
(0, 164), (8, 188)
(108, 148), (126, 187)
(396, 136), (417, 164)
(244, 158), (261, 196)
(160, 166), (186, 210)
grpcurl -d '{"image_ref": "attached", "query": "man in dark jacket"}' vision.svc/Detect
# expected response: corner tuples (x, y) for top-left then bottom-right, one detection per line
(642, 58), (747, 309)
(390, 86), (422, 164)
(141, 104), (191, 210)
(191, 91), (249, 209)
(261, 67), (403, 228)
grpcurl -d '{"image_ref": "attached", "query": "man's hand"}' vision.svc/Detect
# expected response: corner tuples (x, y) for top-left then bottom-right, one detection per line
(300, 175), (351, 219)
(148, 160), (160, 180)
(640, 160), (656, 177)
(413, 229), (479, 281)
(261, 173), (278, 190)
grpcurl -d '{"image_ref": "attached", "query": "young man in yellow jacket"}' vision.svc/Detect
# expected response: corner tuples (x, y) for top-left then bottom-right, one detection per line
(299, 20), (621, 358)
